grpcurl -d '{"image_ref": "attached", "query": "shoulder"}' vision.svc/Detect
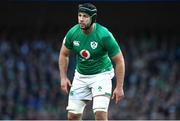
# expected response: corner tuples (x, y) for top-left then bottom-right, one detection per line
(66, 24), (80, 37)
(95, 23), (112, 38)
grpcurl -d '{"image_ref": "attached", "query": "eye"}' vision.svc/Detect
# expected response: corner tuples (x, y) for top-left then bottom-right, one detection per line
(78, 14), (82, 17)
(83, 14), (88, 18)
(78, 13), (89, 18)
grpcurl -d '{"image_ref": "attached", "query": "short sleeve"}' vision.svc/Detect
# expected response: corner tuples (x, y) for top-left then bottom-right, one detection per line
(102, 32), (121, 57)
(64, 30), (73, 50)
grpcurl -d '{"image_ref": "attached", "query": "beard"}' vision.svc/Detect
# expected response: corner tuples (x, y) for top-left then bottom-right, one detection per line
(80, 22), (91, 30)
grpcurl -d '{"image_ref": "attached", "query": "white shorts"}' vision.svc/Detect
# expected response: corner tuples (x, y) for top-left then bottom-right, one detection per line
(66, 69), (114, 113)
(69, 69), (114, 100)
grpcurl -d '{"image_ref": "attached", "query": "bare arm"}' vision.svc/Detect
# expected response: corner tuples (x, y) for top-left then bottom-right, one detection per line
(59, 44), (72, 94)
(111, 52), (125, 104)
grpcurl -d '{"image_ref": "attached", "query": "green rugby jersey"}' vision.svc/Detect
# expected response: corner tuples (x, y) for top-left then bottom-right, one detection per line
(64, 23), (121, 75)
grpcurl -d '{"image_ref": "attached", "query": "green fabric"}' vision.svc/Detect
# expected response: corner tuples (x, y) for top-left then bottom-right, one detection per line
(64, 23), (121, 75)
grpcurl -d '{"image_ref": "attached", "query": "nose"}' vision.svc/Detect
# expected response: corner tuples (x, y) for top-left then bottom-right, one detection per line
(79, 17), (83, 22)
(79, 15), (84, 22)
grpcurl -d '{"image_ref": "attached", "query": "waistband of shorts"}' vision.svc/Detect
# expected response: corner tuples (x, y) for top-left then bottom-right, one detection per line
(75, 69), (114, 78)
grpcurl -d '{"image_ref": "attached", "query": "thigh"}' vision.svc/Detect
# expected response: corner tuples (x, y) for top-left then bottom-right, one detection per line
(67, 74), (92, 114)
(69, 74), (92, 100)
(67, 99), (87, 114)
(93, 95), (111, 113)
(90, 72), (114, 97)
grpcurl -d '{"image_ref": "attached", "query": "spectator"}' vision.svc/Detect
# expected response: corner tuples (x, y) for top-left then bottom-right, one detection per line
(0, 28), (179, 120)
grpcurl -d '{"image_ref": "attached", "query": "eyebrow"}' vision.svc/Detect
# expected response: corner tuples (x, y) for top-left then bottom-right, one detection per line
(78, 12), (89, 16)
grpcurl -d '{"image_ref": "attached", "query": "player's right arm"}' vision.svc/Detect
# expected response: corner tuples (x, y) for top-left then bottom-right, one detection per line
(59, 43), (72, 94)
(59, 24), (79, 94)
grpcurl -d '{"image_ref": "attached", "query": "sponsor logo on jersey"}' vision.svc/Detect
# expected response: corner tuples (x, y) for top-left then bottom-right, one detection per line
(90, 41), (98, 49)
(73, 40), (80, 46)
(80, 49), (90, 59)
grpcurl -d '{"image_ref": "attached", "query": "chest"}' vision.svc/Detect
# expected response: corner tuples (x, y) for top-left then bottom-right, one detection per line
(72, 34), (105, 59)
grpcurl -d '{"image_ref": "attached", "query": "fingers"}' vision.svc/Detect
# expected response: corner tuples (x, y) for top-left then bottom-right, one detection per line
(61, 85), (68, 94)
(61, 80), (72, 94)
(112, 92), (124, 104)
(115, 95), (120, 104)
(111, 92), (119, 104)
(68, 81), (72, 87)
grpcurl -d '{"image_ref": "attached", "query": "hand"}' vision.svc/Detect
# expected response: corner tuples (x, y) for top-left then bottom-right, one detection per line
(60, 78), (72, 94)
(112, 87), (124, 104)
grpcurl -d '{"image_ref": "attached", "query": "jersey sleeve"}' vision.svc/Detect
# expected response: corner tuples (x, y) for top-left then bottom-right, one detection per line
(102, 32), (121, 57)
(64, 30), (73, 50)
(63, 24), (79, 50)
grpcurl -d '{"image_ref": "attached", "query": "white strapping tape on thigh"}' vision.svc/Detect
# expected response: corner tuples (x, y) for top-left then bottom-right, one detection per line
(66, 99), (86, 114)
(93, 96), (110, 113)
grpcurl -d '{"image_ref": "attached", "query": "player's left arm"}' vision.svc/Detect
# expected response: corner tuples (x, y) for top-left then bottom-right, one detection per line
(111, 52), (125, 104)
(102, 32), (125, 104)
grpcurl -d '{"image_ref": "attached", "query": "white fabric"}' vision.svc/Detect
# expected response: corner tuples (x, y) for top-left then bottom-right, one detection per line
(93, 95), (110, 113)
(66, 99), (86, 114)
(66, 70), (114, 113)
(69, 69), (114, 100)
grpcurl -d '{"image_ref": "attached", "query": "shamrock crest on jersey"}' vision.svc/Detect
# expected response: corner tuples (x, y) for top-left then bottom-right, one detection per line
(90, 41), (98, 49)
(80, 49), (90, 59)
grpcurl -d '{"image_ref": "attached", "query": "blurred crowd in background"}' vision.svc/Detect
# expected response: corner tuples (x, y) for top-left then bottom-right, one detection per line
(0, 27), (179, 120)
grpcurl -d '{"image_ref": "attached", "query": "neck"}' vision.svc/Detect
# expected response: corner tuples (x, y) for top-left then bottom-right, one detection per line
(82, 23), (95, 34)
